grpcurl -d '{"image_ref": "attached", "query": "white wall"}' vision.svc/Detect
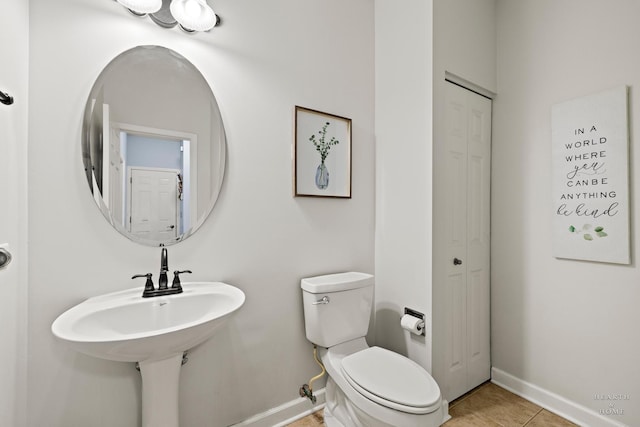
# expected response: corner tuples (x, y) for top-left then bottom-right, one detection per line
(374, 0), (496, 383)
(28, 1), (374, 426)
(374, 0), (434, 370)
(374, 0), (496, 388)
(493, 1), (640, 425)
(431, 0), (496, 401)
(0, 1), (29, 426)
(433, 0), (496, 95)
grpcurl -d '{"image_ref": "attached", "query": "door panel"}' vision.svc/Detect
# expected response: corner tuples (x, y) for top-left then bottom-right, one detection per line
(444, 84), (469, 398)
(467, 91), (492, 391)
(129, 168), (179, 242)
(444, 81), (492, 400)
(109, 126), (124, 225)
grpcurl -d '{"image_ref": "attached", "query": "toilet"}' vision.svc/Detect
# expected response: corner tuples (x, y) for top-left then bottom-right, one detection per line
(301, 272), (446, 427)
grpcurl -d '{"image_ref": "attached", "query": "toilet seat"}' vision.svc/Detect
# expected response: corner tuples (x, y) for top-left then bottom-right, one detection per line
(340, 346), (441, 415)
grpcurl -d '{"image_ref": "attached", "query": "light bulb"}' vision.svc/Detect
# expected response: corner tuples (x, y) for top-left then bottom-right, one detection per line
(117, 0), (162, 14)
(170, 0), (218, 32)
(184, 0), (201, 18)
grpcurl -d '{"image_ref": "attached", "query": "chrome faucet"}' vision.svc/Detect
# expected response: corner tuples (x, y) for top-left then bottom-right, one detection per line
(132, 247), (191, 298)
(159, 247), (169, 290)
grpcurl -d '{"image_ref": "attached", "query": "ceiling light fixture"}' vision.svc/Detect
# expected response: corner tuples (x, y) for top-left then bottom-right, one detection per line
(114, 0), (219, 33)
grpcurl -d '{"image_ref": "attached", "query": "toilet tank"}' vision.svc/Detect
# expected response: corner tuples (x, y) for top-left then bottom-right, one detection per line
(301, 272), (374, 348)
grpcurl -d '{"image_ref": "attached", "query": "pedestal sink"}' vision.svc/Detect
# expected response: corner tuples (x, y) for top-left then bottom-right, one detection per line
(52, 282), (245, 427)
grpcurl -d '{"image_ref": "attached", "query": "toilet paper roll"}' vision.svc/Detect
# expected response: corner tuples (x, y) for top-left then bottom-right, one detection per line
(401, 314), (425, 336)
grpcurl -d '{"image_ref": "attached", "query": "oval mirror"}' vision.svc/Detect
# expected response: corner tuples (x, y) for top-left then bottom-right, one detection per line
(82, 46), (226, 246)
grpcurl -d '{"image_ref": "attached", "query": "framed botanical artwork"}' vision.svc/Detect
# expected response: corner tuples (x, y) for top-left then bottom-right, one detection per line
(294, 106), (352, 198)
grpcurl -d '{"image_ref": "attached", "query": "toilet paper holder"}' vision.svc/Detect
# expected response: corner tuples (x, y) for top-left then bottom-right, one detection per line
(403, 307), (426, 336)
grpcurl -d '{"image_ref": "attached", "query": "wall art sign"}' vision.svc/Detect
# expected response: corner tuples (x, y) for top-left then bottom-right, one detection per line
(294, 106), (352, 198)
(551, 86), (630, 264)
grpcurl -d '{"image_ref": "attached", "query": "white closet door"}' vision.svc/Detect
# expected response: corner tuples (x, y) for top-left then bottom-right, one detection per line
(443, 81), (492, 400)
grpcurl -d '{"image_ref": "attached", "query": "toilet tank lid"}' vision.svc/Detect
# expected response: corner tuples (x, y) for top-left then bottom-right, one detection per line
(301, 272), (374, 293)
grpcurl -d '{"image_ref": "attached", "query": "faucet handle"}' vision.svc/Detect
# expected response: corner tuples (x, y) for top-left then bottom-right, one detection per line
(171, 270), (192, 290)
(132, 273), (155, 294)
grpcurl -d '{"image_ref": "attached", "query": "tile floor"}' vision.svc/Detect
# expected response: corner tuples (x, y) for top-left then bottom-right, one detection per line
(287, 382), (577, 427)
(288, 410), (324, 427)
(444, 382), (577, 426)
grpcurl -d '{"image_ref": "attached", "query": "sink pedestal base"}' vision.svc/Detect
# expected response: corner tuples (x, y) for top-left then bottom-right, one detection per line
(139, 353), (183, 427)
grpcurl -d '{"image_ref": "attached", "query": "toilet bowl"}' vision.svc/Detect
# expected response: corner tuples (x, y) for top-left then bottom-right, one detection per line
(301, 272), (446, 427)
(320, 338), (444, 427)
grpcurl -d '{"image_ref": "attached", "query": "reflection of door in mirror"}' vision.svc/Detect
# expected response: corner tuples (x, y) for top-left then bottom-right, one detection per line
(129, 168), (179, 242)
(97, 104), (125, 224)
(123, 129), (196, 243)
(109, 123), (198, 243)
(108, 125), (124, 225)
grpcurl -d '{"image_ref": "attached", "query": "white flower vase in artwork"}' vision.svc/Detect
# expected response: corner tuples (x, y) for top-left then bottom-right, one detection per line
(315, 161), (329, 189)
(309, 121), (339, 191)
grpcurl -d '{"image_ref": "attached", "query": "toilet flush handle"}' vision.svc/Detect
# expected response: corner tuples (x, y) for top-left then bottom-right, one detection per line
(0, 247), (12, 270)
(312, 296), (330, 305)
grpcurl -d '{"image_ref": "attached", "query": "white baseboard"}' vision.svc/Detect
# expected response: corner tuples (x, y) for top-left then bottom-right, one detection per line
(491, 367), (629, 427)
(229, 388), (326, 427)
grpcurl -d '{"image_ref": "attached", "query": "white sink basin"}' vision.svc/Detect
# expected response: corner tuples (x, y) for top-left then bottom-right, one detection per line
(52, 282), (245, 362)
